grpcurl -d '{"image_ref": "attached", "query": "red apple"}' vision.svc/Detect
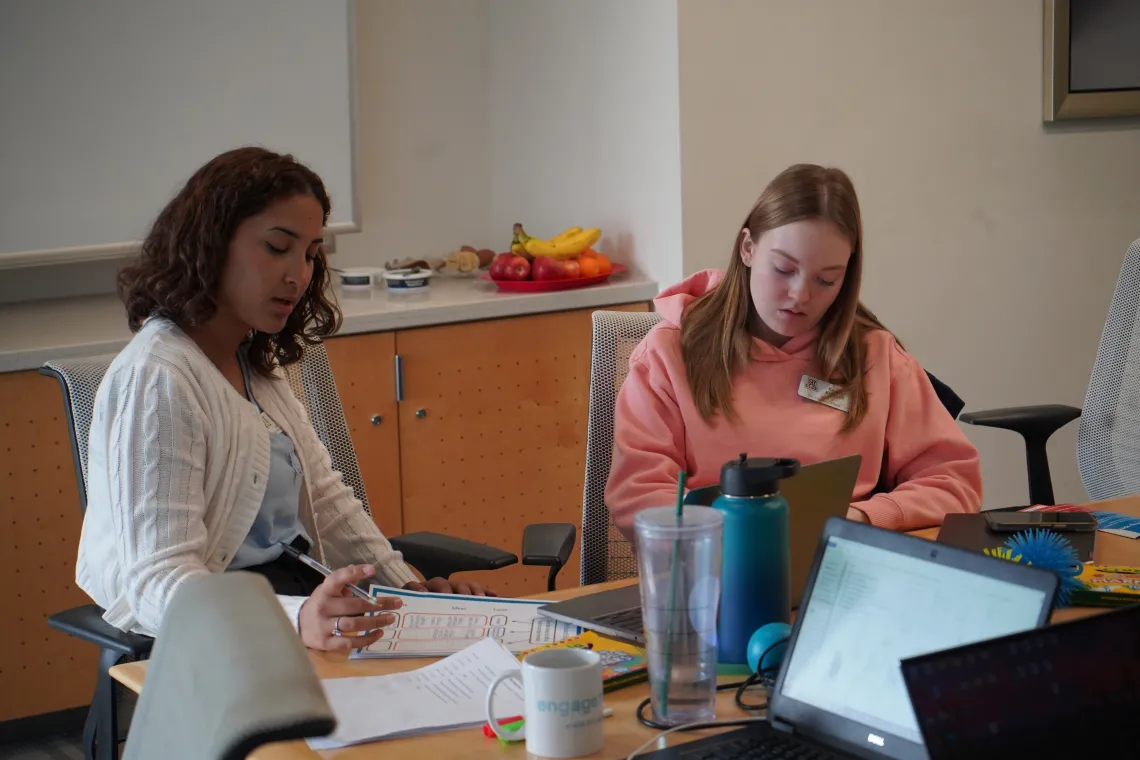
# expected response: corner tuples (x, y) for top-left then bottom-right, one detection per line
(489, 252), (515, 280)
(503, 255), (531, 281)
(532, 256), (565, 281)
(562, 259), (581, 279)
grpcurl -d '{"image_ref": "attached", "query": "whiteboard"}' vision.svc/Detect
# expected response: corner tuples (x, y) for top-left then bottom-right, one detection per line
(0, 0), (358, 269)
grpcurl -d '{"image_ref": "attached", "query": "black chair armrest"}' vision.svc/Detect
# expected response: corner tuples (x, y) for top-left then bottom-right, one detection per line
(521, 523), (576, 592)
(960, 404), (1081, 506)
(522, 523), (576, 567)
(390, 531), (518, 581)
(47, 604), (154, 658)
(959, 404), (1081, 438)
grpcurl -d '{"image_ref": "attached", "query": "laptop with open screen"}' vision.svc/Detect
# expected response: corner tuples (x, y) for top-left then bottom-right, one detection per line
(900, 602), (1140, 760)
(636, 517), (1058, 760)
(538, 454), (862, 643)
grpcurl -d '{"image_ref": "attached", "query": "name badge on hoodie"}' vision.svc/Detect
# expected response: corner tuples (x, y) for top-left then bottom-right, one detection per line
(798, 375), (851, 413)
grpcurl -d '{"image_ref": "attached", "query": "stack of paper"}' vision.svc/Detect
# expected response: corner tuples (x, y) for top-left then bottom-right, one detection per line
(310, 638), (526, 750)
(350, 584), (581, 659)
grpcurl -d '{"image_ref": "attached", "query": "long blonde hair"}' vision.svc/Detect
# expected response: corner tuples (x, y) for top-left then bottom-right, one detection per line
(680, 163), (891, 431)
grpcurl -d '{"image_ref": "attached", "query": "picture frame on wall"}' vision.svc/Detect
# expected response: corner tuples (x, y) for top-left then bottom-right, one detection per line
(1043, 0), (1140, 121)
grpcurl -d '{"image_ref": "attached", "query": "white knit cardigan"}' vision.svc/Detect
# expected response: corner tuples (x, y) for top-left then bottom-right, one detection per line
(76, 317), (418, 636)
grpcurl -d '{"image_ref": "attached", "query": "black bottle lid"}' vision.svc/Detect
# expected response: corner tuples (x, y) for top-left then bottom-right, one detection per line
(719, 453), (800, 497)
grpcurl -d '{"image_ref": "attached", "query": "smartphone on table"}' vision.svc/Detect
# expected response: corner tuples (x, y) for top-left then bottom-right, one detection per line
(984, 510), (1099, 532)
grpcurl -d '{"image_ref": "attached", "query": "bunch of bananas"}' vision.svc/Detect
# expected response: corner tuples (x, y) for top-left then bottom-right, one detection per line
(511, 223), (602, 260)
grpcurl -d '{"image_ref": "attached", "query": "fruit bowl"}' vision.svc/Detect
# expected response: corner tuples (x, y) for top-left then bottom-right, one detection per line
(480, 263), (627, 293)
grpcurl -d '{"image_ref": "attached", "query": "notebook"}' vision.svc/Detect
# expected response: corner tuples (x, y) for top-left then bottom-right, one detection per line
(633, 517), (1059, 760)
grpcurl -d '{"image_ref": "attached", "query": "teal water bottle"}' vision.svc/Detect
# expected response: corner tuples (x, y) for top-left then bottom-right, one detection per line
(711, 454), (799, 666)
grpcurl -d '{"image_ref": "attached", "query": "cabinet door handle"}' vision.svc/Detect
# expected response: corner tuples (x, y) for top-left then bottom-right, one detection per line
(394, 354), (404, 402)
(371, 414), (383, 426)
(415, 408), (427, 419)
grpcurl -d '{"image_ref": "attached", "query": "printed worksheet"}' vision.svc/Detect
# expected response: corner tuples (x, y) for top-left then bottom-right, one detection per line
(312, 638), (526, 748)
(349, 584), (581, 659)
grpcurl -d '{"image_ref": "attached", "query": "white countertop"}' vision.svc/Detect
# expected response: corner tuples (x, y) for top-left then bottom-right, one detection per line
(0, 273), (660, 373)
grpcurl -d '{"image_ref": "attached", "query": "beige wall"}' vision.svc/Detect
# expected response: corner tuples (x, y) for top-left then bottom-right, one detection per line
(677, 0), (1140, 507)
(338, 0), (685, 286)
(335, 0), (494, 267)
(486, 0), (684, 285)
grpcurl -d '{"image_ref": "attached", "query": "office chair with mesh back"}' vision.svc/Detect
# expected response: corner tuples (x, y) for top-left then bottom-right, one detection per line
(961, 237), (1140, 506)
(580, 311), (661, 586)
(41, 340), (573, 760)
(39, 355), (152, 760)
(121, 573), (335, 760)
(579, 310), (969, 586)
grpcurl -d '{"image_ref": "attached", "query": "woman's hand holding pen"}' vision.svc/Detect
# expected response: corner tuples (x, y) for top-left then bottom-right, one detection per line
(298, 564), (403, 651)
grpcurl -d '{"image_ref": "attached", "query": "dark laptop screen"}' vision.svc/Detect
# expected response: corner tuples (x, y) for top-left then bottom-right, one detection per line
(901, 603), (1140, 759)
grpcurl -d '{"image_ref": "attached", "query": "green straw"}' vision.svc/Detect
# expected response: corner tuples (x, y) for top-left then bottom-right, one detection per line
(658, 470), (687, 719)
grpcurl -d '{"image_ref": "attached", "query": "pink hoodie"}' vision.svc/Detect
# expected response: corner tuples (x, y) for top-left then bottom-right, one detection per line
(606, 270), (982, 539)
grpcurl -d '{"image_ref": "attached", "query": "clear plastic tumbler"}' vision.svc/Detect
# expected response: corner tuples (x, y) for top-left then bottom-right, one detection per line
(634, 505), (723, 726)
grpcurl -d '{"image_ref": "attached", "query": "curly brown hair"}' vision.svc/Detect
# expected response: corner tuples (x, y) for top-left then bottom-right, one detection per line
(117, 146), (341, 376)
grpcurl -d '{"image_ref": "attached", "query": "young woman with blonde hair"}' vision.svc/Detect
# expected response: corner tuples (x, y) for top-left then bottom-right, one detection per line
(606, 164), (981, 538)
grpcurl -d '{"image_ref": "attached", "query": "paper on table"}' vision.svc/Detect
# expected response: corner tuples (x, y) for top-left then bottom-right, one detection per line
(350, 584), (581, 659)
(309, 637), (525, 750)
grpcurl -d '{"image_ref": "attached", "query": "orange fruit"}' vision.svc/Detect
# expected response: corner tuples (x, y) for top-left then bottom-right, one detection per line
(595, 254), (612, 275)
(578, 256), (600, 278)
(580, 247), (598, 259)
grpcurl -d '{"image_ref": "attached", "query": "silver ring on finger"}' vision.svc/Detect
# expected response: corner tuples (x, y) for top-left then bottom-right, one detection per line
(332, 616), (344, 637)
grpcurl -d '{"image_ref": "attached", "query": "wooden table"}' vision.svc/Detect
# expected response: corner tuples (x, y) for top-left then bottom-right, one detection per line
(111, 495), (1140, 758)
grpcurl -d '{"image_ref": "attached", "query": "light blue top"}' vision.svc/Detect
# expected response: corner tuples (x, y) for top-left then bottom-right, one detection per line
(227, 352), (311, 570)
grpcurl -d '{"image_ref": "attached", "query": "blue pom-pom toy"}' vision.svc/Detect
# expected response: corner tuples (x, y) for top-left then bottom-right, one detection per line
(983, 528), (1083, 607)
(747, 622), (792, 675)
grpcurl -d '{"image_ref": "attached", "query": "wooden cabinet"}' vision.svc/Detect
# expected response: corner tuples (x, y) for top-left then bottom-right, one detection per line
(396, 309), (599, 596)
(323, 332), (404, 537)
(0, 370), (96, 721)
(324, 303), (648, 598)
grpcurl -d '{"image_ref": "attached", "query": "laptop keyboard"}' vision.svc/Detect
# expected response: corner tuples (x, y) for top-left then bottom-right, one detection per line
(595, 606), (643, 633)
(664, 726), (839, 760)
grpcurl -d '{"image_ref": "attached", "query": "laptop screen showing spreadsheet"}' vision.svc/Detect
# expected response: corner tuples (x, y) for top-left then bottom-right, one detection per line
(767, 519), (1056, 760)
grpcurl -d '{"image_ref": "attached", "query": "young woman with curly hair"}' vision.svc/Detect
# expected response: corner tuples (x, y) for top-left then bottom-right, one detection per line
(78, 147), (491, 652)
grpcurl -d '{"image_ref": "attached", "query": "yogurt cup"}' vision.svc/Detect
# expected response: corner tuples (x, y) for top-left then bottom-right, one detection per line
(381, 267), (433, 293)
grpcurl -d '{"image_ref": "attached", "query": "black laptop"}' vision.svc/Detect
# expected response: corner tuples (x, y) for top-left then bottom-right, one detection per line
(901, 602), (1140, 760)
(635, 517), (1059, 760)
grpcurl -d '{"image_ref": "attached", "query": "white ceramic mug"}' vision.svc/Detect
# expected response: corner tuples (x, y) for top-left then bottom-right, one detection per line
(485, 648), (605, 758)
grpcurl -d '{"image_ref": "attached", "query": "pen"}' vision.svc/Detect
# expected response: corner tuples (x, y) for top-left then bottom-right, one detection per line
(278, 542), (375, 603)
